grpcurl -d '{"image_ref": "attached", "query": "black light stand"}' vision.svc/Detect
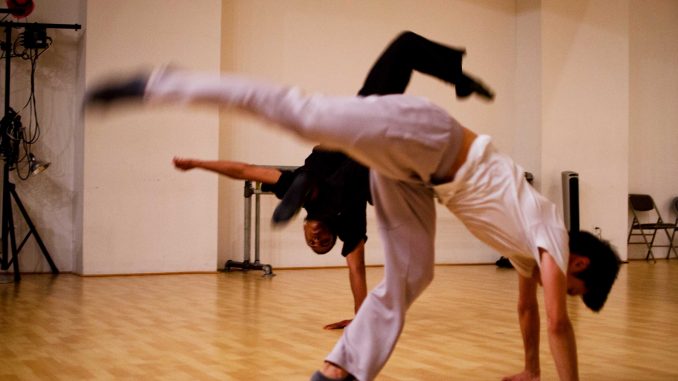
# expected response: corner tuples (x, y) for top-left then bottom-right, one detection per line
(0, 19), (80, 281)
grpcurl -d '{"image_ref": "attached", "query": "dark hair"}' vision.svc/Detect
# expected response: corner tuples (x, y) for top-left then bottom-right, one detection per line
(569, 230), (621, 312)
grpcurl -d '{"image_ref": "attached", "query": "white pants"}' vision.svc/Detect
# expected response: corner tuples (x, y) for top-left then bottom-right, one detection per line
(145, 68), (464, 381)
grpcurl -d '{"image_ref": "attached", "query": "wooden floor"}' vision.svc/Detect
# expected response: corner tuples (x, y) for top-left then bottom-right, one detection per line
(1, 260), (677, 380)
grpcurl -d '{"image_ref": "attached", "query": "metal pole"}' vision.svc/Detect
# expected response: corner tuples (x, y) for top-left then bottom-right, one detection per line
(1, 24), (11, 271)
(254, 189), (261, 265)
(243, 181), (252, 264)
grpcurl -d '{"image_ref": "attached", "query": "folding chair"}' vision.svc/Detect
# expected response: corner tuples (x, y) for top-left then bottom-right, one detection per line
(670, 197), (678, 259)
(627, 194), (677, 261)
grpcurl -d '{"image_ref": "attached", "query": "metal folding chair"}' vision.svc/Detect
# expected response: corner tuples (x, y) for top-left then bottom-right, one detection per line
(670, 197), (678, 259)
(627, 194), (677, 261)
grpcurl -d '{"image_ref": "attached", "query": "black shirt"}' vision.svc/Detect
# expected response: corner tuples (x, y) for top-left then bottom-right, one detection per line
(262, 148), (371, 256)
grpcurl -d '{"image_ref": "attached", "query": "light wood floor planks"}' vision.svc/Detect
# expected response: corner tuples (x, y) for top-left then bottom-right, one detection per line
(1, 260), (677, 380)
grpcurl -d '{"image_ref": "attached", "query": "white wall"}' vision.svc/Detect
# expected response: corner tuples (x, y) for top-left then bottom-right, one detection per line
(628, 0), (678, 259)
(539, 0), (630, 260)
(219, 0), (664, 269)
(218, 0), (519, 268)
(82, 0), (221, 274)
(514, 0), (542, 185)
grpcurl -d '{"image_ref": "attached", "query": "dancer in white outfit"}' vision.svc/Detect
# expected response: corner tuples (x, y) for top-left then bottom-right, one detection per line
(86, 42), (620, 381)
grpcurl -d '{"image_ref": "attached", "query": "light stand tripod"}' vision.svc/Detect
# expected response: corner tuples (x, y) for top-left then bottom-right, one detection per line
(0, 19), (80, 281)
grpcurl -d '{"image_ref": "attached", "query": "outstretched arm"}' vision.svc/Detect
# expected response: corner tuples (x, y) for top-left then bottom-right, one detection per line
(173, 157), (282, 184)
(503, 273), (541, 381)
(541, 250), (579, 381)
(323, 240), (367, 330)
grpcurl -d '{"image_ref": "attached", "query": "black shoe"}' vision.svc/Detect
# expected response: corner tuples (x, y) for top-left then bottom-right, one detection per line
(272, 171), (313, 225)
(84, 73), (150, 107)
(310, 370), (356, 381)
(495, 256), (514, 269)
(455, 72), (495, 101)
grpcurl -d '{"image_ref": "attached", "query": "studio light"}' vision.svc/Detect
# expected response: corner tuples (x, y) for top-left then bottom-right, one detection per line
(28, 153), (49, 175)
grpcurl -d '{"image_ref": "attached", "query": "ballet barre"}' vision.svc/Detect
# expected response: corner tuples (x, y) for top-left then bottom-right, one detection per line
(224, 166), (298, 276)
